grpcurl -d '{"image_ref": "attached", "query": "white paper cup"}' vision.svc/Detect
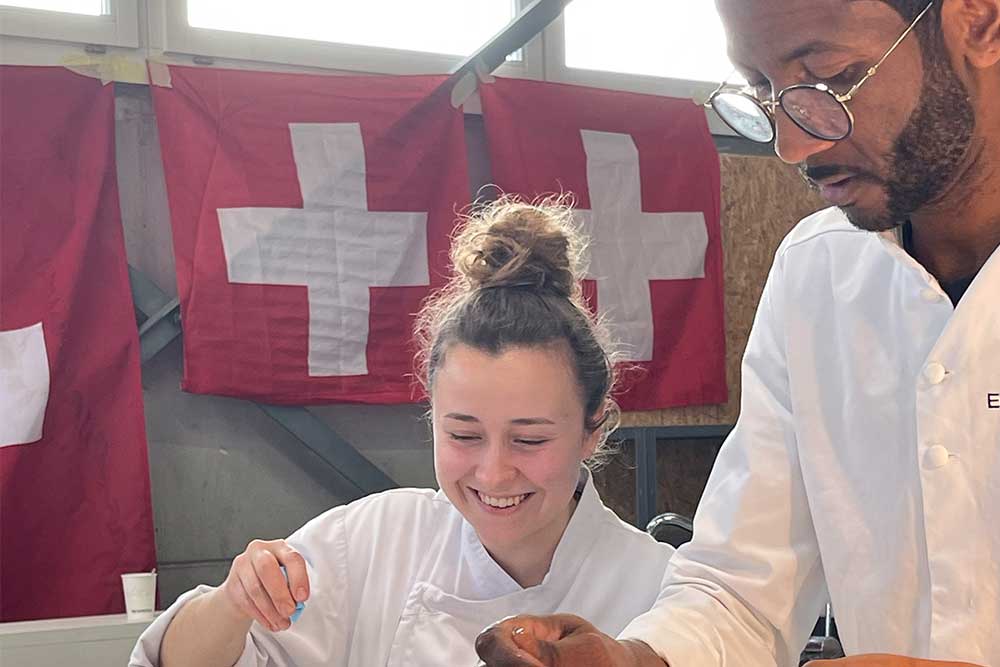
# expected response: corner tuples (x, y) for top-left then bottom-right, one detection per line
(121, 572), (157, 621)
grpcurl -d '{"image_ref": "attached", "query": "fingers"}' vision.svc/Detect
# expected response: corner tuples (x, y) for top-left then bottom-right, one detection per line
(541, 630), (635, 666)
(223, 539), (309, 632)
(475, 627), (547, 667)
(475, 615), (598, 667)
(235, 563), (286, 632)
(532, 619), (635, 667)
(476, 616), (550, 667)
(275, 546), (310, 603)
(226, 572), (275, 632)
(545, 614), (601, 639)
(250, 547), (296, 629)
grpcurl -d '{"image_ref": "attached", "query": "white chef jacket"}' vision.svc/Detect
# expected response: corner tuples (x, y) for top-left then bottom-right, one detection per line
(131, 470), (673, 667)
(621, 206), (1000, 667)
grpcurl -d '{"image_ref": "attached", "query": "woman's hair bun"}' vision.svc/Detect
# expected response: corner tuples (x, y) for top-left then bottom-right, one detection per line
(414, 193), (621, 462)
(451, 195), (584, 299)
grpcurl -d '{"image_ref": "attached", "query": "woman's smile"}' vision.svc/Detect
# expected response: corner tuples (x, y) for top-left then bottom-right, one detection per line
(470, 488), (535, 514)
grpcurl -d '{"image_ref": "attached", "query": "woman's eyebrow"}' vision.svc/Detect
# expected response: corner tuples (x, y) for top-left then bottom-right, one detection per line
(444, 413), (479, 422)
(442, 414), (557, 425)
(510, 417), (556, 426)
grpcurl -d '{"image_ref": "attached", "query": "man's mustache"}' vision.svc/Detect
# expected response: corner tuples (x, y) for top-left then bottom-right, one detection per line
(799, 163), (881, 188)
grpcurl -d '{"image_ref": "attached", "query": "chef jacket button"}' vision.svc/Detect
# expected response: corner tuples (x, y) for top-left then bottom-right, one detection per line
(924, 362), (947, 385)
(921, 288), (942, 303)
(924, 445), (951, 469)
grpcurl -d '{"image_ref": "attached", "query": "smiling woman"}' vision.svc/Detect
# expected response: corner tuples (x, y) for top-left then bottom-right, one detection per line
(130, 196), (676, 667)
(416, 196), (625, 590)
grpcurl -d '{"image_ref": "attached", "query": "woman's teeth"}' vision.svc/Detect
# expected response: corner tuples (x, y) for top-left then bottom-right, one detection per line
(477, 491), (528, 508)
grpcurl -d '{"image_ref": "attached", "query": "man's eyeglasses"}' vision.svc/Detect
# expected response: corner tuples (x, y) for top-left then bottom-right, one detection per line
(704, 0), (935, 144)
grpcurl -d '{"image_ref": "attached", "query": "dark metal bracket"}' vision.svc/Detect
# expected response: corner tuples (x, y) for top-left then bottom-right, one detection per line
(616, 424), (733, 529)
(128, 265), (398, 499)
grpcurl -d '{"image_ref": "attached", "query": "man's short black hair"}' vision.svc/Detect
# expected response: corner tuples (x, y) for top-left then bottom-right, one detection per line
(872, 0), (943, 57)
(880, 0), (939, 20)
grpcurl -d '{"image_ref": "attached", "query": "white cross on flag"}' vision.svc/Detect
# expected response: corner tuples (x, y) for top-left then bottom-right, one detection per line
(153, 66), (469, 404)
(481, 77), (726, 410)
(0, 322), (49, 448)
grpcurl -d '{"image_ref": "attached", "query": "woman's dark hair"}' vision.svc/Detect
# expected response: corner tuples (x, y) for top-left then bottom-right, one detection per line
(414, 195), (620, 461)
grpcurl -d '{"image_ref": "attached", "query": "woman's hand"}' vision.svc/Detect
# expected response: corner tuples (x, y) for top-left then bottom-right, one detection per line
(217, 538), (310, 633)
(161, 538), (310, 667)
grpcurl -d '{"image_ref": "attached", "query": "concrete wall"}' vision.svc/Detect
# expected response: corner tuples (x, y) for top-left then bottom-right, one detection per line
(116, 83), (445, 607)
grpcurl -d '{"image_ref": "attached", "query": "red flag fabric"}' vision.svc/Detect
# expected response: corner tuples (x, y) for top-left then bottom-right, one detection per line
(152, 65), (469, 404)
(0, 66), (156, 621)
(480, 77), (726, 411)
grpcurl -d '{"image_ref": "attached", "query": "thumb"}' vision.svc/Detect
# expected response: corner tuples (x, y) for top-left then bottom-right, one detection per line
(477, 615), (579, 666)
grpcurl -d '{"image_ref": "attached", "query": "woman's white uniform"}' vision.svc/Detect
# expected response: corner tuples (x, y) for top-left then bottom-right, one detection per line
(131, 470), (673, 666)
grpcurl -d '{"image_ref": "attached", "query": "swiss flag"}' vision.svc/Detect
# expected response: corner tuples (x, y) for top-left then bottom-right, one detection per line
(152, 65), (469, 404)
(0, 67), (156, 621)
(480, 77), (726, 411)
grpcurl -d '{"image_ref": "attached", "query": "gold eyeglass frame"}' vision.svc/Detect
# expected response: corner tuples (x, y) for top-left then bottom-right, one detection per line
(703, 0), (936, 143)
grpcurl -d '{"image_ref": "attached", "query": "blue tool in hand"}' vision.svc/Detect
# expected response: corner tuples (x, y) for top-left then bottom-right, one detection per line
(279, 565), (306, 623)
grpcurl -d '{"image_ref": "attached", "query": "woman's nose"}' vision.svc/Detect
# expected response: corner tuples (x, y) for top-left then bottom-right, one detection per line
(475, 442), (518, 488)
(773, 110), (836, 165)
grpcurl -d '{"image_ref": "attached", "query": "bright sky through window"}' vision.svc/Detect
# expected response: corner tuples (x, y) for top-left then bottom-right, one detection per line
(187, 1), (516, 57)
(565, 0), (735, 83)
(1, 0), (102, 13)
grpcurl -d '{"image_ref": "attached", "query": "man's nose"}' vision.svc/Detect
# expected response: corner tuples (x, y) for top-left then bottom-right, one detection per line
(774, 110), (836, 165)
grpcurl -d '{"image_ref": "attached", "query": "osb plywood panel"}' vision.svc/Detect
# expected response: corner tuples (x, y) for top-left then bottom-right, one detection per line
(620, 154), (825, 427)
(653, 436), (725, 518)
(593, 436), (726, 526)
(592, 440), (636, 525)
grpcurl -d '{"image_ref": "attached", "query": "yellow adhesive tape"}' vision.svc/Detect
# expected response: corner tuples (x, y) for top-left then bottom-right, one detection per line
(61, 53), (148, 85)
(146, 60), (173, 88)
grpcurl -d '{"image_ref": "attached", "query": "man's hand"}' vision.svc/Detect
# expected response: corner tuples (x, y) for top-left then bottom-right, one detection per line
(474, 614), (666, 667)
(806, 657), (983, 667)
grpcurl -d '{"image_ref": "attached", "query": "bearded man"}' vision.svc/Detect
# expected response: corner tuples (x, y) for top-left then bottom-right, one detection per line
(476, 1), (1000, 665)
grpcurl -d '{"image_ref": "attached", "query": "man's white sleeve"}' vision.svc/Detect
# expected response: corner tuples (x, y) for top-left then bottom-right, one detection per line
(619, 253), (828, 667)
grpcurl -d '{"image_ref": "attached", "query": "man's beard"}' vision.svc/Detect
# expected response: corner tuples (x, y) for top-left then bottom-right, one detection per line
(824, 33), (975, 232)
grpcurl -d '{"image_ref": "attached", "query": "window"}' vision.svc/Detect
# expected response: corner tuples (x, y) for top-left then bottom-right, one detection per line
(186, 0), (517, 59)
(0, 0), (137, 46)
(155, 0), (540, 76)
(542, 0), (743, 135)
(564, 0), (733, 83)
(1, 0), (102, 13)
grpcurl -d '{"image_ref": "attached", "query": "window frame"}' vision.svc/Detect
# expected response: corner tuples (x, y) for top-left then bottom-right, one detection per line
(148, 0), (544, 79)
(541, 12), (735, 136)
(0, 0), (139, 47)
(0, 0), (738, 138)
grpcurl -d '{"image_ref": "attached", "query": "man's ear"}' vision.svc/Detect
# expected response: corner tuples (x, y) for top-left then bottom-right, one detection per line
(943, 0), (1000, 68)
